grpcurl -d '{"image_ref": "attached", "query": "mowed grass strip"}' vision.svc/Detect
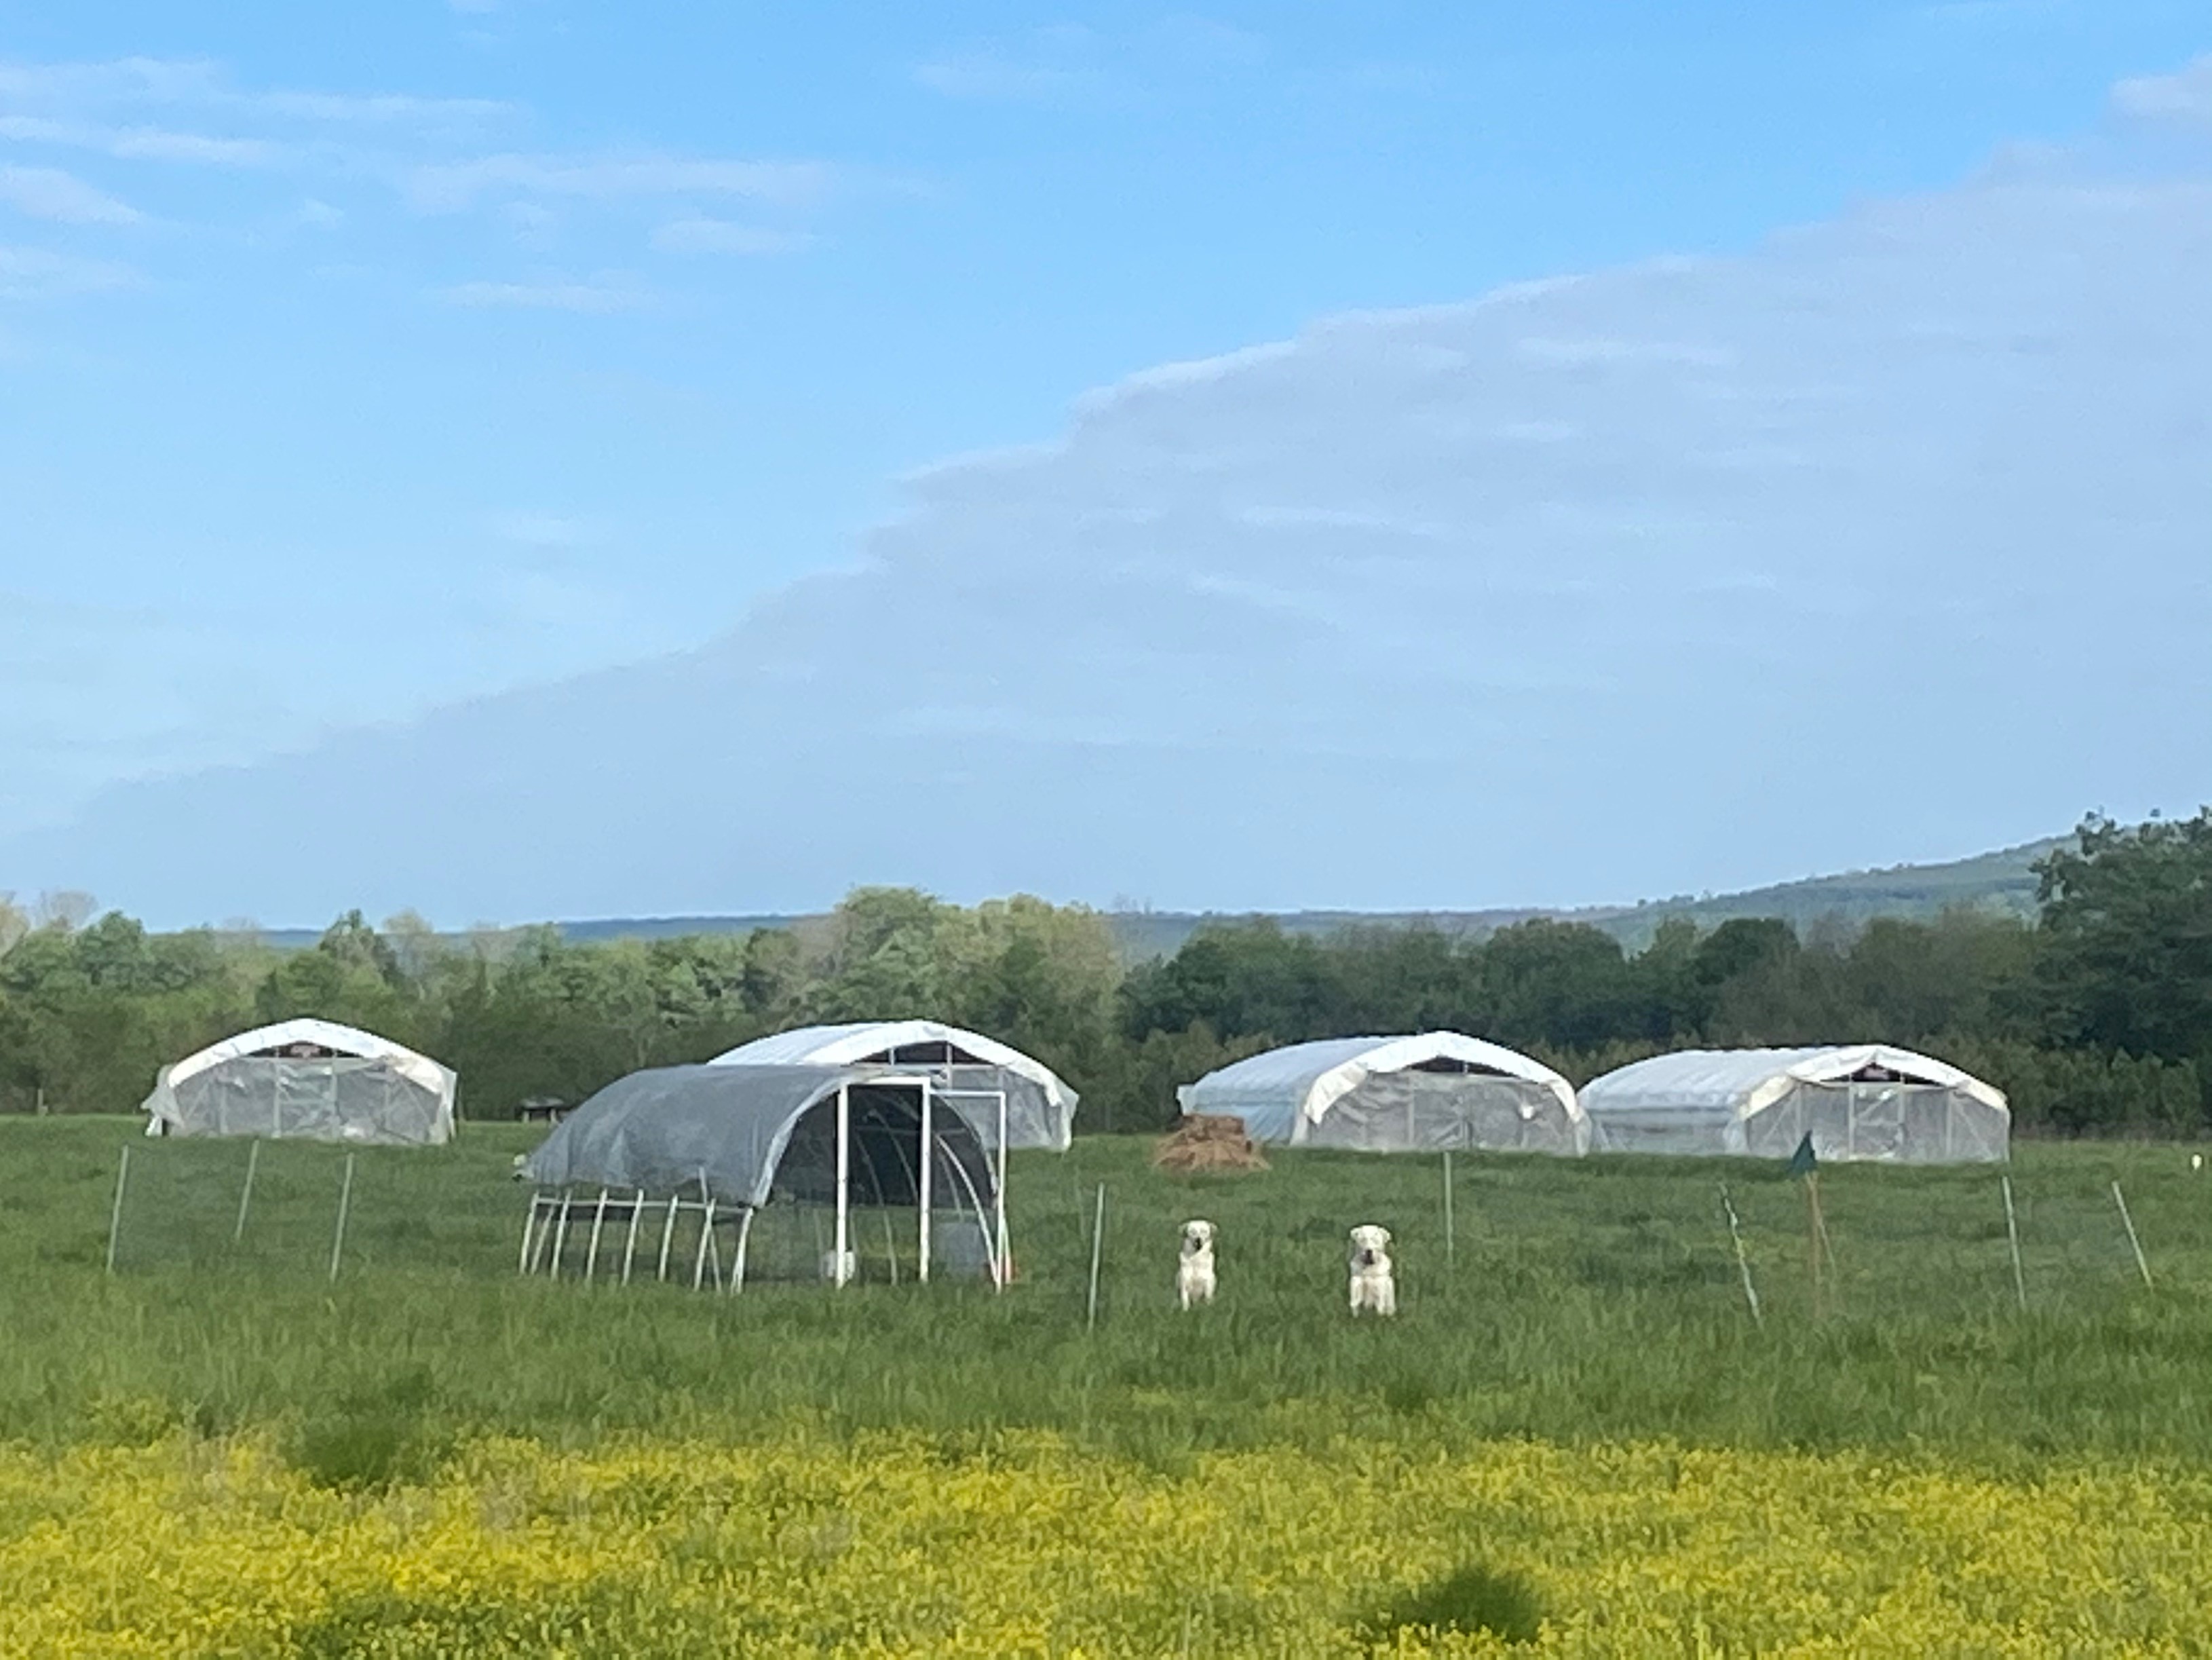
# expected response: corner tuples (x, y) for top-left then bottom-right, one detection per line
(5, 1116), (2212, 1467)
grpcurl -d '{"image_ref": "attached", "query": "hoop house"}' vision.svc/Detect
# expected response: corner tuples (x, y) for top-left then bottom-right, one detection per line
(1580, 1045), (2010, 1163)
(141, 1018), (457, 1145)
(520, 1063), (1009, 1289)
(711, 1019), (1078, 1151)
(1178, 1032), (1588, 1155)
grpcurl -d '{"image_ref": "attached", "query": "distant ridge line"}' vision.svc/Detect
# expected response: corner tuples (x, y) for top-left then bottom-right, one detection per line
(250, 837), (2061, 956)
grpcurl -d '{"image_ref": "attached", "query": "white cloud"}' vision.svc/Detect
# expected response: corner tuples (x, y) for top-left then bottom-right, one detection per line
(914, 25), (1101, 103)
(0, 55), (512, 128)
(109, 127), (280, 165)
(254, 88), (511, 125)
(0, 113), (281, 166)
(9, 57), (2212, 922)
(649, 216), (814, 255)
(296, 197), (344, 228)
(0, 165), (141, 225)
(407, 153), (832, 212)
(914, 19), (1262, 103)
(2113, 55), (2212, 127)
(442, 276), (649, 312)
(0, 244), (140, 298)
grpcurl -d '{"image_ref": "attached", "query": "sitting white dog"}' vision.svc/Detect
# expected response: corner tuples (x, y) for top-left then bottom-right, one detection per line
(1348, 1224), (1396, 1317)
(1177, 1219), (1218, 1309)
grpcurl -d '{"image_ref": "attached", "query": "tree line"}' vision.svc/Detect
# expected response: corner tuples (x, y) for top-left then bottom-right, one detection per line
(3, 812), (2207, 1135)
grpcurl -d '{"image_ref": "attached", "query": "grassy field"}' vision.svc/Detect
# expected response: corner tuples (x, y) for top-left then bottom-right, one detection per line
(7, 1116), (2212, 1655)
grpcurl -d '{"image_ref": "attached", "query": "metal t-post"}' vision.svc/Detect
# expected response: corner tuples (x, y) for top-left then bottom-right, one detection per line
(1443, 1150), (1455, 1266)
(1086, 1182), (1107, 1332)
(327, 1153), (356, 1283)
(233, 1139), (261, 1245)
(834, 1082), (852, 1287)
(918, 1080), (934, 1283)
(995, 1089), (1009, 1289)
(2000, 1175), (2027, 1311)
(104, 1146), (132, 1277)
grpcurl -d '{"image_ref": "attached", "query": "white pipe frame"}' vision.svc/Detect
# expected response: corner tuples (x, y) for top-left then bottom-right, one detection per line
(834, 1081), (852, 1287)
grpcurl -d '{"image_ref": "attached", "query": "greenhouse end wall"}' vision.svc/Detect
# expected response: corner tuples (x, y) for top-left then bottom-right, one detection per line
(1303, 1070), (1584, 1155)
(1742, 1081), (2008, 1164)
(160, 1057), (451, 1146)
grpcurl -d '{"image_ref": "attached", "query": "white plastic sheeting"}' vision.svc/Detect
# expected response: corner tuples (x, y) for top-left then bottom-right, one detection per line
(711, 1019), (1077, 1151)
(1177, 1032), (1588, 1155)
(1580, 1044), (2010, 1163)
(142, 1017), (458, 1146)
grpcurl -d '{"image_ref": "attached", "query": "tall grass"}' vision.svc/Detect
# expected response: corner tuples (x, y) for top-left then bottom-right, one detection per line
(5, 1117), (2212, 1472)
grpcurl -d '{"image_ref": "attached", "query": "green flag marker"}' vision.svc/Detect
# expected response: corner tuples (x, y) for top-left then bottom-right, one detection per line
(1787, 1133), (1818, 1179)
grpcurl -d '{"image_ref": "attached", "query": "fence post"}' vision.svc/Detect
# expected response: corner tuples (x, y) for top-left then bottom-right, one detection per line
(2112, 1180), (2153, 1289)
(233, 1139), (261, 1245)
(1086, 1182), (1107, 1332)
(327, 1153), (356, 1283)
(2000, 1175), (2027, 1311)
(1443, 1150), (1455, 1267)
(104, 1145), (132, 1277)
(1719, 1183), (1761, 1326)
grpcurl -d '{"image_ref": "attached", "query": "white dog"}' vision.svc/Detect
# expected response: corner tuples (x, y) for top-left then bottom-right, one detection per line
(1348, 1224), (1396, 1317)
(1177, 1219), (1218, 1309)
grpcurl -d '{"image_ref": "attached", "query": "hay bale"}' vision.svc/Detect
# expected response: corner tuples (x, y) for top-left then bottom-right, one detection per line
(1153, 1113), (1269, 1174)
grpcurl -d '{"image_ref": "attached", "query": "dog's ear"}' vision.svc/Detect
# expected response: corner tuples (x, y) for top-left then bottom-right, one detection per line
(1379, 1228), (1392, 1246)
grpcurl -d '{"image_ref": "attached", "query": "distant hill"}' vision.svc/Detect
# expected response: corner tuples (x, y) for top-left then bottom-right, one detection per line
(1571, 837), (2058, 950)
(1097, 838), (2058, 959)
(254, 838), (2062, 958)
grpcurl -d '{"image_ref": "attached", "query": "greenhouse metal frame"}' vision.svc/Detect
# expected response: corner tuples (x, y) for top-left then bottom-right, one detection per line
(520, 1063), (1010, 1291)
(710, 1019), (1078, 1151)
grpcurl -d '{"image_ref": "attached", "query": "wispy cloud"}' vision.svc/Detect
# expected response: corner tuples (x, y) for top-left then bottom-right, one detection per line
(0, 113), (282, 167)
(0, 165), (141, 225)
(255, 88), (511, 126)
(0, 244), (140, 299)
(442, 277), (649, 312)
(649, 216), (814, 256)
(408, 153), (832, 212)
(2113, 56), (2212, 127)
(915, 26), (1099, 104)
(110, 127), (282, 165)
(913, 19), (1263, 105)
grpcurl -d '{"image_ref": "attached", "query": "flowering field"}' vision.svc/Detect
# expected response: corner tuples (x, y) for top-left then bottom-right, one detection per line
(11, 1120), (2212, 1653)
(5, 1427), (2211, 1657)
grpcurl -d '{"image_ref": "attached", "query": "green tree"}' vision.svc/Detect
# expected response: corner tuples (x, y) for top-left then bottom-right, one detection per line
(2034, 811), (2212, 1070)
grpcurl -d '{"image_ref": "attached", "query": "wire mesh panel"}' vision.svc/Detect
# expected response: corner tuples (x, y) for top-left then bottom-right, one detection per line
(102, 1135), (520, 1279)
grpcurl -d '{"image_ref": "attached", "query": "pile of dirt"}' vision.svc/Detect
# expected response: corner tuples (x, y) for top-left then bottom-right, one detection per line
(1151, 1114), (1270, 1174)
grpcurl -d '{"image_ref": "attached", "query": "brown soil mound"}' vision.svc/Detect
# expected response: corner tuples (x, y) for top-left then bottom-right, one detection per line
(1152, 1113), (1270, 1174)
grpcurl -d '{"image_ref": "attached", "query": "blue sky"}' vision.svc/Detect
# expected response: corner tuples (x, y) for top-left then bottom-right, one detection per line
(3, 4), (2209, 925)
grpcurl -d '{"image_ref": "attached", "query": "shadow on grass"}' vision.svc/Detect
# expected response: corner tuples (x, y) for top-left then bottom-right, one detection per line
(1354, 1564), (1544, 1648)
(290, 1365), (445, 1492)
